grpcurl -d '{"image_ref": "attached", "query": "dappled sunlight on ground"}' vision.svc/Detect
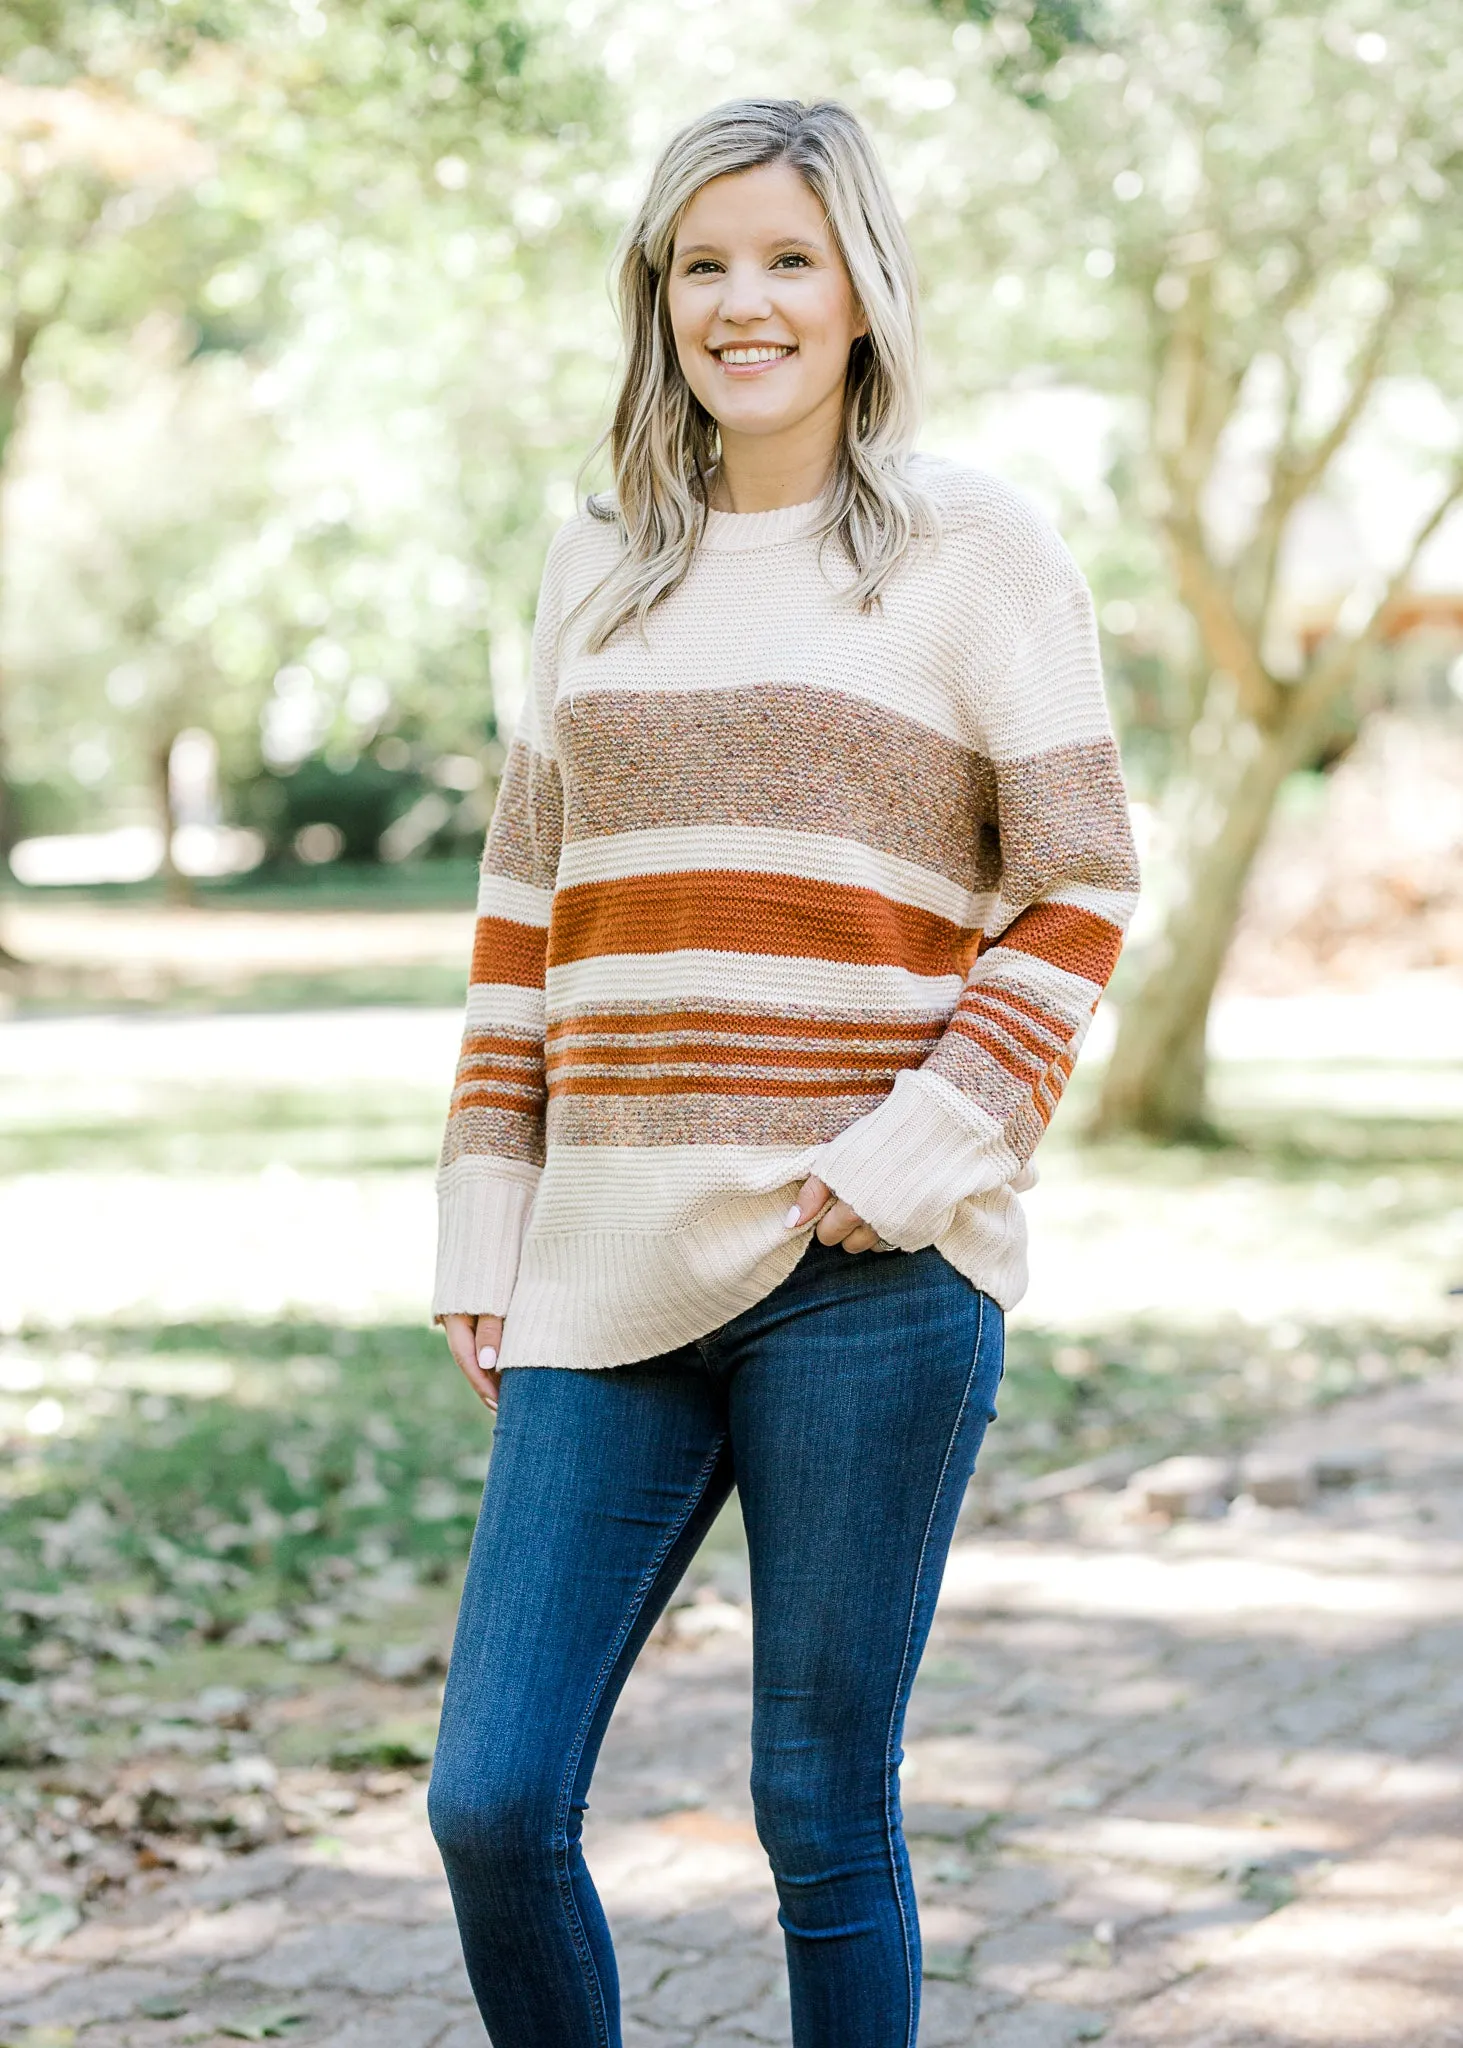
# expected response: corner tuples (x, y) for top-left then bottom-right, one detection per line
(1, 953), (1461, 2042)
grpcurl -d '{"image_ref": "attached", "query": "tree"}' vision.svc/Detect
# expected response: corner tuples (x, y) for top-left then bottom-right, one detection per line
(5, 349), (276, 898)
(0, 0), (618, 925)
(933, 0), (1463, 1136)
(0, 8), (214, 945)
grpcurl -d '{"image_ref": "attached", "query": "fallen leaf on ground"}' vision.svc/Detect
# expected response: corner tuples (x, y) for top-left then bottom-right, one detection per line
(218, 2009), (309, 2041)
(10, 1892), (81, 1952)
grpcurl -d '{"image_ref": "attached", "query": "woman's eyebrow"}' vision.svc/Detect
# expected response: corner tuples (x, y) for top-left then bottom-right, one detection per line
(674, 233), (827, 259)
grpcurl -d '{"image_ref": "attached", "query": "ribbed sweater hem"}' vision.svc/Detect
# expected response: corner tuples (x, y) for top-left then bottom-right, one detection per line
(493, 1186), (1029, 1371)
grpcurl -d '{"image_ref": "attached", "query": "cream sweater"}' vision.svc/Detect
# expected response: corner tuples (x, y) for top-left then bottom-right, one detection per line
(432, 455), (1139, 1368)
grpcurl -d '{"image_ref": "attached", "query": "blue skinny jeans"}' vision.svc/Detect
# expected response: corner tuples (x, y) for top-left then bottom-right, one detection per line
(428, 1232), (1005, 2047)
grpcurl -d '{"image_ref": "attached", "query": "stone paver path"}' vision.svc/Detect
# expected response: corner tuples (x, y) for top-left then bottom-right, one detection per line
(4, 1371), (1461, 2047)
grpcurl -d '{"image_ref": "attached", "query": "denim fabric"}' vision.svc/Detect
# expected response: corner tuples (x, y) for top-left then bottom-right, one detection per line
(428, 1234), (1005, 2047)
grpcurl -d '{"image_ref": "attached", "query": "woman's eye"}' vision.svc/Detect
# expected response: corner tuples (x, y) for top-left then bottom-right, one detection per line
(773, 253), (811, 269)
(685, 259), (720, 275)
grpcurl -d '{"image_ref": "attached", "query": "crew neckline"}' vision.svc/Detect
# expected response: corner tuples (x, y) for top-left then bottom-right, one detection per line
(700, 493), (828, 552)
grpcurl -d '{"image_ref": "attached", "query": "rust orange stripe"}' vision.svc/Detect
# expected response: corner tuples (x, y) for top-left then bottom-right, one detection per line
(461, 1029), (544, 1057)
(547, 1070), (894, 1100)
(978, 902), (1122, 985)
(453, 1086), (546, 1115)
(547, 872), (972, 977)
(470, 915), (548, 989)
(952, 993), (1064, 1063)
(946, 1015), (1049, 1086)
(546, 1006), (940, 1047)
(968, 982), (1076, 1048)
(545, 1040), (930, 1075)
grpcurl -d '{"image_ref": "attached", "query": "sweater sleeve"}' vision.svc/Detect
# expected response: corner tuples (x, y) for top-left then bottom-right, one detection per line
(430, 540), (568, 1321)
(806, 570), (1140, 1253)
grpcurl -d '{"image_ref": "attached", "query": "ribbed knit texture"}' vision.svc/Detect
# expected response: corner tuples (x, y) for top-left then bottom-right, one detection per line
(432, 455), (1140, 1368)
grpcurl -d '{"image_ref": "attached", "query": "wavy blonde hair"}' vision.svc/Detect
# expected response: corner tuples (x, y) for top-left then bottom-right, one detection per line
(572, 97), (932, 652)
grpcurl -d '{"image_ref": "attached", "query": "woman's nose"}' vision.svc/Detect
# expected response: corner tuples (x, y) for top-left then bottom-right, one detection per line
(717, 264), (774, 325)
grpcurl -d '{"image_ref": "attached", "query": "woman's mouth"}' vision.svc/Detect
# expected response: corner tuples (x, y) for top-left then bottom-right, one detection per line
(711, 343), (797, 375)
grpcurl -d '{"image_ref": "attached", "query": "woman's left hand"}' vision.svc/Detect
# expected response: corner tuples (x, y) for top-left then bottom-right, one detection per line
(785, 1175), (885, 1254)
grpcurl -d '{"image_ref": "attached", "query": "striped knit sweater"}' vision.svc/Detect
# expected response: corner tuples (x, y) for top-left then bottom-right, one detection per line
(433, 455), (1140, 1369)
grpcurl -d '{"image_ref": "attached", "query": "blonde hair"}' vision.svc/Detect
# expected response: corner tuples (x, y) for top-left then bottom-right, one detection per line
(573, 97), (931, 652)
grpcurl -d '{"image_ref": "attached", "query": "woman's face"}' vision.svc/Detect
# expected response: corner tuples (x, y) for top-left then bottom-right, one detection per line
(666, 160), (867, 453)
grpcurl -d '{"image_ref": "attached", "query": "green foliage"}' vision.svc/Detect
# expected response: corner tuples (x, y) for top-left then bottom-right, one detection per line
(0, 0), (621, 844)
(918, 0), (1463, 787)
(3, 1299), (1455, 1698)
(232, 753), (431, 864)
(935, 0), (1462, 390)
(4, 0), (1461, 873)
(944, 0), (1102, 86)
(329, 1724), (436, 1770)
(0, 1319), (490, 1688)
(4, 776), (87, 840)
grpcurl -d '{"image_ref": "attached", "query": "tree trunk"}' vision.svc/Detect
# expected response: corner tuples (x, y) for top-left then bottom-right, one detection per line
(0, 467), (20, 967)
(0, 745), (20, 968)
(1092, 718), (1302, 1140)
(0, 313), (43, 967)
(153, 732), (194, 907)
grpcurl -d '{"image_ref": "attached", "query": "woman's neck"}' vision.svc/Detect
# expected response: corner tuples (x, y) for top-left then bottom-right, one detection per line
(708, 409), (841, 513)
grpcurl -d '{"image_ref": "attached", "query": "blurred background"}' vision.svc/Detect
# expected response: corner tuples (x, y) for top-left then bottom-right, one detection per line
(1, 0), (1461, 2000)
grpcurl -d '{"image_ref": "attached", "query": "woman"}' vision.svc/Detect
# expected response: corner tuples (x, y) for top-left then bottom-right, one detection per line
(428, 97), (1138, 2048)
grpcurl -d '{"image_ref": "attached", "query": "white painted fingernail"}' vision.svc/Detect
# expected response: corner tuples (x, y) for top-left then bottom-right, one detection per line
(478, 1345), (497, 1371)
(784, 1205), (801, 1229)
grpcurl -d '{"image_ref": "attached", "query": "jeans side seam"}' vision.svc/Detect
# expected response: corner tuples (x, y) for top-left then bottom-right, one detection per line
(882, 1289), (989, 2048)
(550, 1428), (729, 2046)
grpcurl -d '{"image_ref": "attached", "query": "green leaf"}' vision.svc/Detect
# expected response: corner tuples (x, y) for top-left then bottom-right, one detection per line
(137, 1995), (191, 2019)
(11, 1892), (81, 1953)
(1240, 1866), (1298, 1912)
(329, 1721), (435, 1770)
(218, 2010), (310, 2041)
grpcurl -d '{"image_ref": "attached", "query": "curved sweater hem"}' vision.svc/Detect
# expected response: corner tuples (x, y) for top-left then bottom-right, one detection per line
(494, 1186), (1029, 1371)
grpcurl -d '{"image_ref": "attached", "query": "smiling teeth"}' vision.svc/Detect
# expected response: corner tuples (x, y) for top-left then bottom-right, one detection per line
(718, 346), (793, 364)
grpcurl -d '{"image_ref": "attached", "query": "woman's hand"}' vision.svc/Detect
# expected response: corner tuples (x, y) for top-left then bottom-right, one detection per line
(442, 1312), (503, 1411)
(443, 1180), (881, 1409)
(786, 1175), (884, 1254)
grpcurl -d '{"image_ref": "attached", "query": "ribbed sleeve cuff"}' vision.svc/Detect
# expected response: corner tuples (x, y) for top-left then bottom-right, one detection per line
(431, 1159), (542, 1321)
(807, 1069), (1022, 1253)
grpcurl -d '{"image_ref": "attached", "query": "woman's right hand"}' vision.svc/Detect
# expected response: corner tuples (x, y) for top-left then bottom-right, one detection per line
(442, 1313), (504, 1412)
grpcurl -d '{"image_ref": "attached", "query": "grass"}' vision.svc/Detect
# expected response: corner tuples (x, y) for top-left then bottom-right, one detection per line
(1, 862), (480, 1016)
(1, 860), (481, 914)
(0, 1086), (446, 1176)
(8, 963), (476, 1018)
(0, 1322), (483, 1698)
(2, 1307), (1455, 1704)
(1, 958), (1461, 1935)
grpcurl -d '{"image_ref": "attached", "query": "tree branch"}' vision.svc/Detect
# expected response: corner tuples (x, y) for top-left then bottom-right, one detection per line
(1291, 285), (1407, 499)
(1148, 262), (1281, 729)
(1238, 282), (1410, 642)
(1164, 507), (1281, 729)
(1288, 462), (1463, 740)
(1151, 269), (1248, 521)
(1233, 345), (1301, 633)
(0, 311), (45, 472)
